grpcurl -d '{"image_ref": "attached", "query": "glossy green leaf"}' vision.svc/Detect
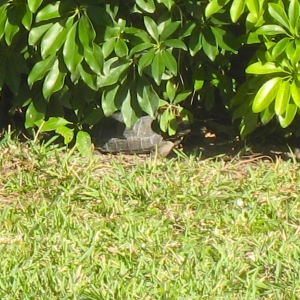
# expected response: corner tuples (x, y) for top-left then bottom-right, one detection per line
(201, 31), (218, 61)
(205, 0), (230, 18)
(271, 37), (290, 58)
(240, 111), (259, 139)
(260, 105), (275, 125)
(76, 131), (92, 156)
(25, 103), (40, 129)
(174, 90), (192, 104)
(151, 51), (164, 85)
(97, 61), (130, 88)
(159, 99), (169, 107)
(163, 39), (187, 50)
(252, 77), (282, 113)
(144, 16), (159, 42)
(78, 15), (96, 49)
(104, 26), (119, 40)
(179, 22), (196, 39)
(286, 40), (297, 62)
(246, 62), (285, 74)
(28, 23), (53, 45)
(77, 64), (97, 91)
(114, 39), (128, 57)
(268, 3), (290, 30)
(28, 0), (43, 13)
(290, 40), (300, 66)
(210, 27), (237, 53)
(36, 2), (61, 22)
(166, 81), (176, 101)
(101, 84), (119, 116)
(289, 0), (300, 35)
(275, 80), (290, 115)
(169, 118), (179, 136)
(42, 59), (67, 99)
(137, 79), (159, 118)
(102, 57), (118, 75)
(63, 21), (83, 74)
(255, 25), (288, 35)
(124, 29), (141, 36)
(159, 109), (171, 132)
(157, 0), (174, 10)
(0, 4), (8, 38)
(117, 19), (127, 31)
(25, 99), (46, 128)
(21, 4), (32, 30)
(136, 0), (155, 13)
(245, 12), (260, 29)
(189, 30), (202, 56)
(102, 37), (116, 58)
(161, 21), (180, 41)
(28, 54), (56, 86)
(192, 67), (205, 94)
(230, 0), (245, 23)
(56, 125), (74, 144)
(41, 18), (73, 58)
(193, 79), (204, 91)
(84, 44), (103, 75)
(129, 43), (153, 57)
(38, 117), (72, 132)
(138, 48), (155, 74)
(93, 43), (105, 72)
(161, 49), (177, 75)
(121, 91), (139, 128)
(4, 25), (18, 47)
(291, 80), (300, 108)
(70, 69), (80, 85)
(4, 14), (20, 46)
(278, 103), (297, 128)
(246, 0), (260, 18)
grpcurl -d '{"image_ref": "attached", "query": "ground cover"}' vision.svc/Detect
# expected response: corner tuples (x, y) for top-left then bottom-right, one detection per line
(0, 133), (300, 299)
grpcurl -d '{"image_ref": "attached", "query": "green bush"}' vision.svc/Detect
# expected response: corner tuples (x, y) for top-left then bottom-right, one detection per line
(231, 0), (300, 138)
(0, 0), (299, 152)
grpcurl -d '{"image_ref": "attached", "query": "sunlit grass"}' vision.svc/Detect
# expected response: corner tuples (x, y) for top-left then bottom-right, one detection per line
(1, 132), (300, 299)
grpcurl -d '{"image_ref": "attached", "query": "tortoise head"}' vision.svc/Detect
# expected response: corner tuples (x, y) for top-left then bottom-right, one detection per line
(177, 120), (191, 137)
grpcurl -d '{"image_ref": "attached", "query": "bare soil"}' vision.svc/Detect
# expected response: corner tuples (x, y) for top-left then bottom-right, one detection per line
(180, 118), (300, 162)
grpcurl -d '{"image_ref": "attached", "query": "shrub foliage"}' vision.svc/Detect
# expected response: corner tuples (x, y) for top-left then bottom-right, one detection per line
(0, 0), (300, 150)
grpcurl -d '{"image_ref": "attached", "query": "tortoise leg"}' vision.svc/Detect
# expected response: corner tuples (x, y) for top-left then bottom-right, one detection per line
(152, 141), (175, 157)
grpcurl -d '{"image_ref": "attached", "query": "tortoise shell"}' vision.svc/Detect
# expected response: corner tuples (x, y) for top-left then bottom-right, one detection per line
(92, 113), (164, 154)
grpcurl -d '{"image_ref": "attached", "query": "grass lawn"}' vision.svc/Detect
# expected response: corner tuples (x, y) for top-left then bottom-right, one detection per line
(1, 133), (300, 299)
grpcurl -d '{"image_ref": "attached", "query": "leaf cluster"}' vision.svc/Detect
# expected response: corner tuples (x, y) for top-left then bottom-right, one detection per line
(1, 0), (300, 150)
(231, 0), (300, 137)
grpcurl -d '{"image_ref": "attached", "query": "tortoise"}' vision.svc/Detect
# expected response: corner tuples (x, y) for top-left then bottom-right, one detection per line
(92, 112), (190, 157)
